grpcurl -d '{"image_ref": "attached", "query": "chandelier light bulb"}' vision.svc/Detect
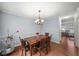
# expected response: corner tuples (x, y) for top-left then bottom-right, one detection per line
(41, 19), (44, 23)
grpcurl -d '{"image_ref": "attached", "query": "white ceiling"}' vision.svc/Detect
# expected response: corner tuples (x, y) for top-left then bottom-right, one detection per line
(0, 2), (79, 19)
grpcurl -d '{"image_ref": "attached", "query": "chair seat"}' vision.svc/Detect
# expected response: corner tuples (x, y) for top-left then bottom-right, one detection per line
(35, 43), (40, 48)
(25, 45), (30, 51)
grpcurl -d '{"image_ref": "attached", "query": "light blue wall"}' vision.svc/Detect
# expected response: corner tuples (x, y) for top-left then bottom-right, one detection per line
(0, 11), (41, 47)
(0, 11), (60, 48)
(42, 17), (60, 43)
(0, 11), (41, 36)
(0, 12), (3, 36)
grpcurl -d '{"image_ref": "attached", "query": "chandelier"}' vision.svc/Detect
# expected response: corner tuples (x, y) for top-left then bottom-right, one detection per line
(34, 10), (45, 25)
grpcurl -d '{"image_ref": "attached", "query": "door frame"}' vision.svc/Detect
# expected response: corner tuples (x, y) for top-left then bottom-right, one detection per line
(59, 16), (76, 46)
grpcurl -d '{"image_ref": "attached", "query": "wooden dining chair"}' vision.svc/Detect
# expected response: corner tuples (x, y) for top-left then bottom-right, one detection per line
(36, 32), (40, 37)
(40, 38), (47, 55)
(20, 39), (30, 56)
(36, 32), (39, 35)
(46, 36), (51, 53)
(34, 38), (47, 56)
(45, 33), (49, 36)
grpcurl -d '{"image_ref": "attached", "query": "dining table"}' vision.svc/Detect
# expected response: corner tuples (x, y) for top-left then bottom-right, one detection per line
(23, 35), (49, 56)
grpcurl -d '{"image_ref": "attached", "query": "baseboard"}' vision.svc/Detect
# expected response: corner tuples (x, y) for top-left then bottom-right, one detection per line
(51, 41), (60, 45)
(14, 43), (21, 47)
(51, 40), (60, 44)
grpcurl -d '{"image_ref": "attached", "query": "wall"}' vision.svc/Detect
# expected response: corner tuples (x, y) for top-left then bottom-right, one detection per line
(0, 12), (3, 36)
(0, 11), (41, 47)
(75, 7), (79, 48)
(41, 16), (60, 43)
(0, 11), (60, 49)
(75, 15), (79, 47)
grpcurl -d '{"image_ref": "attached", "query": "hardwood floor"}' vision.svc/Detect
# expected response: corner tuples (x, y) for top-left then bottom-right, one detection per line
(7, 37), (76, 56)
(60, 36), (76, 56)
(7, 42), (65, 56)
(8, 43), (75, 56)
(67, 38), (76, 56)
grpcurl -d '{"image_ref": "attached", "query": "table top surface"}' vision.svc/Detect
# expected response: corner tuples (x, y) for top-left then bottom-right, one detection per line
(23, 35), (48, 46)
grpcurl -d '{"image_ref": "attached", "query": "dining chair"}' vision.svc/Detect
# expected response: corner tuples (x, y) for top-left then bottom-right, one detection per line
(36, 32), (39, 35)
(33, 38), (47, 56)
(36, 32), (40, 37)
(20, 39), (30, 56)
(46, 36), (51, 53)
(45, 33), (49, 36)
(40, 38), (48, 55)
(45, 33), (51, 51)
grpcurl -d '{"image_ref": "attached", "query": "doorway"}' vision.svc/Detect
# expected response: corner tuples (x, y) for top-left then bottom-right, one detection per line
(60, 16), (76, 56)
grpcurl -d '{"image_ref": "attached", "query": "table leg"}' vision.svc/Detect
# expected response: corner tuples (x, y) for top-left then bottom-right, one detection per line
(30, 46), (33, 56)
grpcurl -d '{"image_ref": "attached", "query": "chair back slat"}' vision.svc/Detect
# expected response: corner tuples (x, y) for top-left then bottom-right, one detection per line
(20, 39), (26, 47)
(45, 33), (49, 36)
(40, 38), (47, 49)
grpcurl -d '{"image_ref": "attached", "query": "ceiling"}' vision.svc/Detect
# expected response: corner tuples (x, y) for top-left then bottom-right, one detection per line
(0, 2), (79, 19)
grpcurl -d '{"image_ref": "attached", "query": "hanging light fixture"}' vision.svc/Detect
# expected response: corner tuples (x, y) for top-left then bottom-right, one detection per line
(34, 10), (45, 24)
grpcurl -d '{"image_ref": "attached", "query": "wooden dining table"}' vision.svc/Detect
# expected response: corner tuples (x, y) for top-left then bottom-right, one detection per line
(23, 35), (49, 56)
